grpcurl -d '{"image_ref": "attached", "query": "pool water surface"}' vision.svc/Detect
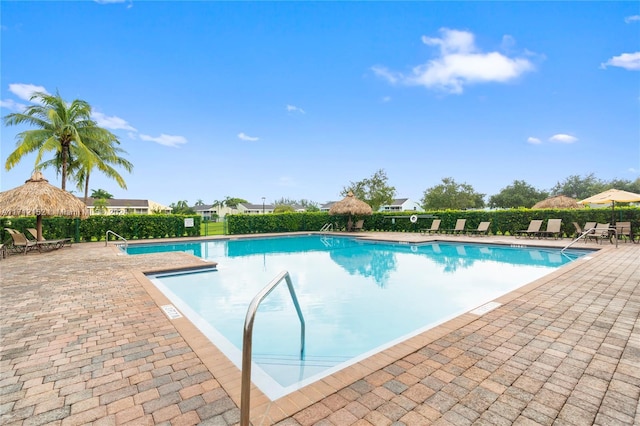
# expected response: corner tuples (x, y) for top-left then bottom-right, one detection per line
(136, 235), (589, 399)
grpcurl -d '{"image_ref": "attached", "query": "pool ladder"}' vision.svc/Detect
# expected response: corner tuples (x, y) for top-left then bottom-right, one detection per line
(105, 230), (128, 250)
(240, 270), (306, 426)
(561, 227), (617, 253)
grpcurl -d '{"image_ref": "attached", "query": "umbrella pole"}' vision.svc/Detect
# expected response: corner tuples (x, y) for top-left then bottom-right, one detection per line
(36, 215), (43, 241)
(612, 202), (615, 225)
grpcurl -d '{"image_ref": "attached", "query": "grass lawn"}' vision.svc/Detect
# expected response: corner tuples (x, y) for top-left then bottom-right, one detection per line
(201, 221), (225, 236)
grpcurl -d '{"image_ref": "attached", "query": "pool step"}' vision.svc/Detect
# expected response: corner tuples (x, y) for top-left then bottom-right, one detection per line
(253, 352), (351, 367)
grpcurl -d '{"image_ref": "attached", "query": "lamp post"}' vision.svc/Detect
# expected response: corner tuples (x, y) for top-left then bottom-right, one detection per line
(262, 197), (265, 214)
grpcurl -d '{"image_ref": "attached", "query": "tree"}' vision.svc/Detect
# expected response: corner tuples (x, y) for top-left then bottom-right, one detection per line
(195, 199), (205, 206)
(170, 200), (195, 215)
(91, 189), (113, 199)
(421, 177), (485, 210)
(223, 197), (248, 208)
(273, 204), (295, 213)
(489, 180), (548, 209)
(3, 91), (125, 191)
(75, 142), (132, 204)
(93, 198), (109, 215)
(550, 174), (606, 200)
(341, 169), (396, 211)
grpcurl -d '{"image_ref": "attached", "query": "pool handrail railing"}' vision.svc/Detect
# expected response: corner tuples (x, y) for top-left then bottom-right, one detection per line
(240, 270), (306, 426)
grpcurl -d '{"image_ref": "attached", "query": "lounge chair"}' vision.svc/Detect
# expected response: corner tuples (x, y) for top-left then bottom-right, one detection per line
(352, 219), (364, 232)
(614, 222), (632, 243)
(585, 223), (611, 244)
(26, 228), (71, 249)
(538, 219), (563, 239)
(5, 228), (40, 255)
(514, 220), (543, 239)
(420, 219), (441, 235)
(467, 221), (491, 236)
(446, 219), (466, 235)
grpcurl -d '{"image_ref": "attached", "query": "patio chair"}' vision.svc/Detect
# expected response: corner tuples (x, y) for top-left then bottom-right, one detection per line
(352, 219), (364, 232)
(420, 219), (441, 235)
(467, 221), (491, 236)
(5, 228), (40, 255)
(584, 223), (611, 244)
(538, 219), (563, 239)
(445, 219), (466, 235)
(514, 220), (543, 239)
(26, 228), (71, 249)
(615, 222), (632, 243)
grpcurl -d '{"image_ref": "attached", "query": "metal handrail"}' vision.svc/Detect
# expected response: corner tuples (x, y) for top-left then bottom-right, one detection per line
(561, 227), (617, 252)
(320, 222), (334, 232)
(240, 271), (305, 426)
(105, 230), (128, 250)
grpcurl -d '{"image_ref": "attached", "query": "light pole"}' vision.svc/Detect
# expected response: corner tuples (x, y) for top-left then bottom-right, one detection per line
(262, 197), (265, 214)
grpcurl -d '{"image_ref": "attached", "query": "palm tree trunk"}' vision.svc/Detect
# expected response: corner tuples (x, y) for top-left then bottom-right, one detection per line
(83, 171), (91, 204)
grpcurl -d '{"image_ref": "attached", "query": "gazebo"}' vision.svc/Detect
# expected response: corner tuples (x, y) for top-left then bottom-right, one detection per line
(328, 191), (373, 231)
(532, 195), (584, 209)
(0, 171), (87, 240)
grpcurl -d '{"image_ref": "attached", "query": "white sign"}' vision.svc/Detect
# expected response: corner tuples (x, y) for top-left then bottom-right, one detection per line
(184, 218), (194, 228)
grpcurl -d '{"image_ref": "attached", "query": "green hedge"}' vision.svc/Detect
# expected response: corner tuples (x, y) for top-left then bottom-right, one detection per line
(226, 207), (640, 238)
(1, 214), (201, 244)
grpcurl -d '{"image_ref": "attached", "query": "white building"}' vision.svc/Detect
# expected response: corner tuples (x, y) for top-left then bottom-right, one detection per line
(378, 198), (424, 212)
(83, 198), (172, 215)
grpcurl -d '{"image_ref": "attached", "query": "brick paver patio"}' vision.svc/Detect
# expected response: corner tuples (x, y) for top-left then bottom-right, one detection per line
(1, 233), (638, 425)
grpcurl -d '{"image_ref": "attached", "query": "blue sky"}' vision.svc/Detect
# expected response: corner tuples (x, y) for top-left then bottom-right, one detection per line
(1, 1), (639, 207)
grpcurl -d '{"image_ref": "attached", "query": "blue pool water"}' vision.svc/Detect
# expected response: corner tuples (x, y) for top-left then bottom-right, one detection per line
(132, 235), (590, 399)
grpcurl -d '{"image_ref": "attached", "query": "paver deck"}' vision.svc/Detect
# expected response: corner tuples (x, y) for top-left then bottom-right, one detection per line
(1, 233), (638, 425)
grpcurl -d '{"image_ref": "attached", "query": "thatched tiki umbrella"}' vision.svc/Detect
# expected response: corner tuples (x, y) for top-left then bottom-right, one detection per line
(329, 191), (373, 230)
(0, 171), (87, 240)
(532, 195), (584, 209)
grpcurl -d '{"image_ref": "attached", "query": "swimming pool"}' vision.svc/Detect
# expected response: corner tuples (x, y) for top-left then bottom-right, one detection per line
(133, 235), (589, 399)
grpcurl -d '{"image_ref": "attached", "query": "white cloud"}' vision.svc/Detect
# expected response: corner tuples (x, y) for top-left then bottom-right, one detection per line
(381, 96), (391, 103)
(549, 134), (578, 143)
(527, 137), (542, 144)
(371, 66), (401, 85)
(238, 132), (259, 142)
(601, 52), (640, 71)
(139, 133), (187, 147)
(286, 104), (305, 114)
(0, 98), (27, 112)
(8, 83), (49, 101)
(92, 111), (137, 131)
(373, 28), (535, 94)
(625, 15), (640, 23)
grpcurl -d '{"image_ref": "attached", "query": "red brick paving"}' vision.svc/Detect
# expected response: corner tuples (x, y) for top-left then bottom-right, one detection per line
(1, 234), (638, 425)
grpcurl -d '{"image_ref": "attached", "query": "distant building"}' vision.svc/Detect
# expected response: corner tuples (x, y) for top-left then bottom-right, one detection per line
(319, 201), (335, 212)
(82, 198), (172, 215)
(378, 198), (424, 212)
(191, 204), (238, 221)
(237, 202), (275, 214)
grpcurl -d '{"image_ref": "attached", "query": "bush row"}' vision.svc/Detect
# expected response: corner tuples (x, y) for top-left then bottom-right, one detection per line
(1, 215), (201, 243)
(226, 207), (640, 238)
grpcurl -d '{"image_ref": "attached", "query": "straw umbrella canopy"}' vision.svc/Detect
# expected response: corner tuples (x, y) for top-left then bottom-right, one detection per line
(329, 191), (373, 230)
(0, 171), (87, 240)
(329, 191), (373, 216)
(532, 195), (584, 209)
(578, 188), (640, 224)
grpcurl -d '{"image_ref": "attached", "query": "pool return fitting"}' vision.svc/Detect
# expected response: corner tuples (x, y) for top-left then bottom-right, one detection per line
(240, 270), (306, 426)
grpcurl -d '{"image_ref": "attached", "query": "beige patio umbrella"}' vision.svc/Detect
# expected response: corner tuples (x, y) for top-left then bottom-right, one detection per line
(329, 191), (372, 230)
(0, 171), (88, 240)
(532, 195), (584, 209)
(578, 188), (640, 224)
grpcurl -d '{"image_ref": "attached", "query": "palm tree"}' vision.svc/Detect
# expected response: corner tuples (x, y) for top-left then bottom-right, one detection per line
(3, 91), (124, 191)
(74, 141), (133, 204)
